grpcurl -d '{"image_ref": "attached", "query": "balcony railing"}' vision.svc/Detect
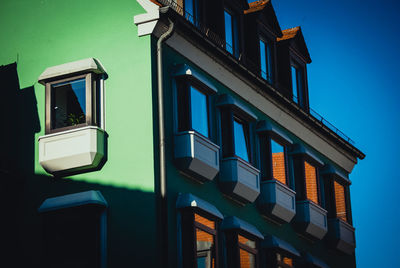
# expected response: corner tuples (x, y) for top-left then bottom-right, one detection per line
(157, 0), (355, 146)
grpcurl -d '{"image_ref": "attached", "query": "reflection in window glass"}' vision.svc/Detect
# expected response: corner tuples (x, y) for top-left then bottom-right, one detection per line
(260, 38), (273, 83)
(260, 39), (267, 80)
(240, 248), (256, 268)
(184, 0), (194, 24)
(224, 10), (233, 54)
(233, 119), (249, 162)
(276, 253), (294, 268)
(271, 139), (286, 184)
(334, 181), (347, 222)
(51, 78), (86, 129)
(195, 213), (215, 229)
(291, 65), (298, 104)
(238, 235), (256, 249)
(196, 228), (215, 268)
(304, 161), (319, 204)
(190, 86), (209, 137)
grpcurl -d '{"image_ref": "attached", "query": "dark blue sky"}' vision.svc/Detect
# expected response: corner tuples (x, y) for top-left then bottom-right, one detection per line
(251, 0), (400, 266)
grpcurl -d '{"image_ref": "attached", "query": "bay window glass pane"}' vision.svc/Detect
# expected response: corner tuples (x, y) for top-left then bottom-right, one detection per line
(233, 119), (249, 162)
(240, 249), (256, 268)
(224, 10), (233, 54)
(195, 213), (215, 229)
(190, 86), (209, 137)
(291, 66), (298, 103)
(334, 181), (347, 222)
(259, 39), (267, 80)
(196, 228), (215, 268)
(271, 139), (286, 184)
(51, 78), (86, 129)
(304, 161), (319, 204)
(238, 235), (256, 249)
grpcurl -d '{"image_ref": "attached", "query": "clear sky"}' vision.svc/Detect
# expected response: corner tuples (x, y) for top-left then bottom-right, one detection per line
(250, 0), (400, 266)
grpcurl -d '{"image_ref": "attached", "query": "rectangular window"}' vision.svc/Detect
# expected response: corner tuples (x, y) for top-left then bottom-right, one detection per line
(291, 63), (305, 108)
(291, 65), (299, 104)
(304, 161), (319, 204)
(276, 253), (294, 268)
(238, 235), (257, 268)
(259, 38), (273, 83)
(271, 139), (287, 185)
(184, 0), (201, 26)
(40, 58), (106, 135)
(190, 86), (209, 137)
(334, 181), (348, 222)
(194, 213), (217, 268)
(233, 118), (250, 162)
(177, 83), (210, 138)
(224, 9), (239, 57)
(224, 10), (233, 54)
(184, 0), (195, 23)
(51, 78), (87, 130)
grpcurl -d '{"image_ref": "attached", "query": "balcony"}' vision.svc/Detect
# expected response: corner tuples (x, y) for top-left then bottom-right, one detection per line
(293, 200), (328, 240)
(327, 218), (355, 254)
(38, 126), (107, 176)
(219, 157), (260, 204)
(174, 131), (220, 182)
(257, 180), (296, 224)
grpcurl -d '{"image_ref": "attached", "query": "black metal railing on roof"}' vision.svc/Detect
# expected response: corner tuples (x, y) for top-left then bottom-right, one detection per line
(158, 0), (356, 145)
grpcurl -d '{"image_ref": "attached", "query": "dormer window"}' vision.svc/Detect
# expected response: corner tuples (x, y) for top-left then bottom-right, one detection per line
(259, 37), (273, 83)
(224, 9), (239, 57)
(184, 0), (201, 26)
(290, 62), (305, 108)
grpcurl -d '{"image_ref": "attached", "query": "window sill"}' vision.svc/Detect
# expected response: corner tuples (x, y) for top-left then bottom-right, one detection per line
(293, 200), (328, 240)
(38, 126), (108, 176)
(258, 180), (296, 224)
(174, 131), (220, 182)
(219, 156), (260, 204)
(327, 218), (355, 254)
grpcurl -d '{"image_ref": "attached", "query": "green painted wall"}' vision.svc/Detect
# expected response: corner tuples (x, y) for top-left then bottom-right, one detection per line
(0, 0), (159, 266)
(161, 43), (356, 268)
(0, 0), (155, 191)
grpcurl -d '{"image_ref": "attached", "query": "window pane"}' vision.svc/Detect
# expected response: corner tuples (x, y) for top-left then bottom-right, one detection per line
(196, 228), (215, 268)
(304, 161), (319, 204)
(190, 86), (209, 137)
(240, 249), (256, 268)
(238, 235), (256, 249)
(224, 10), (233, 54)
(271, 139), (287, 184)
(259, 39), (267, 80)
(233, 119), (249, 162)
(283, 257), (293, 266)
(334, 181), (347, 222)
(266, 42), (273, 83)
(51, 78), (86, 129)
(291, 66), (298, 104)
(184, 0), (194, 24)
(195, 213), (215, 229)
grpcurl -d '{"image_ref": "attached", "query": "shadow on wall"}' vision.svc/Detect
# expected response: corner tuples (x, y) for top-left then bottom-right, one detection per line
(0, 63), (157, 267)
(0, 62), (40, 175)
(0, 62), (41, 267)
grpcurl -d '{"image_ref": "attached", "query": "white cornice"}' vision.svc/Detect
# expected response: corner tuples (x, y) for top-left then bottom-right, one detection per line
(134, 0), (160, 37)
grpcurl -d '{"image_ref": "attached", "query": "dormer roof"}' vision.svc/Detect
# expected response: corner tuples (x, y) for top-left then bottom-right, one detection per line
(278, 26), (311, 63)
(244, 0), (282, 37)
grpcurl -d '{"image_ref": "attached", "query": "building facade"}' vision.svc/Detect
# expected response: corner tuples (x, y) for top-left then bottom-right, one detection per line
(0, 0), (364, 267)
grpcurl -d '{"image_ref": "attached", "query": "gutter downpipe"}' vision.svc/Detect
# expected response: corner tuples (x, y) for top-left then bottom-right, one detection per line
(157, 7), (174, 268)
